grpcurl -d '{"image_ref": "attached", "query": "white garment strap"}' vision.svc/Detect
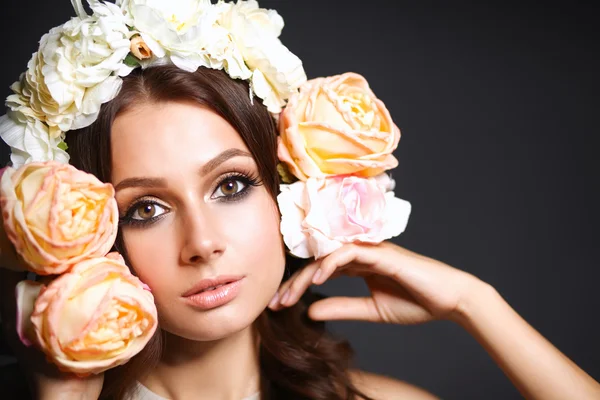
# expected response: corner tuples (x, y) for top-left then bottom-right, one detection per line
(132, 381), (260, 400)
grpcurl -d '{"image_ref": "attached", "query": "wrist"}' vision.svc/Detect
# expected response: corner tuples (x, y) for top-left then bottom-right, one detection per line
(450, 277), (500, 328)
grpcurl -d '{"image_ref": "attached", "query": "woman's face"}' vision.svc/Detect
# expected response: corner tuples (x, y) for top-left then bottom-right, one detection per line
(111, 100), (286, 341)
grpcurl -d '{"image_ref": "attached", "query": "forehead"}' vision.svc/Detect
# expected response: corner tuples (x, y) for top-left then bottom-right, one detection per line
(110, 101), (248, 181)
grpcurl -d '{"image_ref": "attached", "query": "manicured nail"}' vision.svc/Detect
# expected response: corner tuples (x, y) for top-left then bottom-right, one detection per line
(280, 289), (291, 305)
(268, 292), (279, 308)
(312, 268), (322, 284)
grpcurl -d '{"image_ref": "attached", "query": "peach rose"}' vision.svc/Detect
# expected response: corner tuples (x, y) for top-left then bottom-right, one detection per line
(16, 253), (158, 376)
(0, 161), (118, 275)
(278, 72), (401, 180)
(277, 174), (411, 259)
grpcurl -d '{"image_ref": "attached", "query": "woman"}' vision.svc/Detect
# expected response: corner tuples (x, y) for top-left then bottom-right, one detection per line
(0, 1), (598, 399)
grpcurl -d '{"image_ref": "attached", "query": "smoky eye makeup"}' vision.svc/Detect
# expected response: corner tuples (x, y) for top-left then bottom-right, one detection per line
(210, 169), (262, 203)
(118, 168), (263, 229)
(119, 196), (171, 229)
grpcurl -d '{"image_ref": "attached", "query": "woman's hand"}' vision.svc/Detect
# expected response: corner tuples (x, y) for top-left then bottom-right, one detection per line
(270, 242), (600, 400)
(269, 241), (485, 324)
(0, 267), (104, 400)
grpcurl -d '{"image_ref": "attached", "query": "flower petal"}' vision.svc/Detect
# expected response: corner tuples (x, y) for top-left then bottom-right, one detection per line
(277, 182), (311, 258)
(16, 280), (44, 347)
(139, 32), (166, 58)
(380, 193), (411, 239)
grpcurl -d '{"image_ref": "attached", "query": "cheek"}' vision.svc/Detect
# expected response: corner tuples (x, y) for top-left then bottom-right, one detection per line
(222, 191), (286, 289)
(120, 226), (177, 294)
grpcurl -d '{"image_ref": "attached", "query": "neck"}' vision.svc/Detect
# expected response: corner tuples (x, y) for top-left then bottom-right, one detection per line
(140, 325), (261, 400)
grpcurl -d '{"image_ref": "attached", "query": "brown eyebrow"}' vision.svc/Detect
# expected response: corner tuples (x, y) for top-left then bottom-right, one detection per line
(114, 177), (168, 192)
(200, 148), (253, 175)
(113, 148), (253, 192)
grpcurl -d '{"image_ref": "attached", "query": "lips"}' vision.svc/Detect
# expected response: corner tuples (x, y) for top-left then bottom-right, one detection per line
(181, 275), (244, 311)
(182, 275), (244, 297)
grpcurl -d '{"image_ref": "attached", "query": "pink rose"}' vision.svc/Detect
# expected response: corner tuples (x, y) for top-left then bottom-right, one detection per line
(278, 72), (400, 181)
(277, 174), (411, 259)
(16, 253), (158, 376)
(0, 161), (118, 275)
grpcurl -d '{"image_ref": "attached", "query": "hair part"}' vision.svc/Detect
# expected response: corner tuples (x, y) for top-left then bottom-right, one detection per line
(66, 65), (369, 400)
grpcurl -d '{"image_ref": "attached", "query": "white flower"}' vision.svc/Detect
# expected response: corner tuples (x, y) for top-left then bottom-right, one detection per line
(122, 0), (233, 73)
(277, 175), (411, 259)
(0, 112), (69, 169)
(220, 0), (307, 113)
(203, 27), (252, 80)
(6, 0), (132, 134)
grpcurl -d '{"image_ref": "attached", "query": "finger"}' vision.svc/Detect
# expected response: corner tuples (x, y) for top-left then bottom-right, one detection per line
(327, 263), (377, 280)
(281, 260), (322, 307)
(268, 265), (306, 310)
(271, 260), (321, 310)
(273, 246), (383, 310)
(269, 267), (303, 309)
(308, 296), (433, 324)
(314, 243), (409, 286)
(307, 296), (380, 322)
(312, 244), (378, 285)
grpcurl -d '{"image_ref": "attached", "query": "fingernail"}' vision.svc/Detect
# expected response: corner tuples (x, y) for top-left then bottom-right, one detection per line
(280, 289), (290, 305)
(312, 268), (322, 284)
(268, 292), (279, 308)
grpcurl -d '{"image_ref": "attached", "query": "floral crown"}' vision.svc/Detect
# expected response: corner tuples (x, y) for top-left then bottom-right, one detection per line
(0, 0), (306, 168)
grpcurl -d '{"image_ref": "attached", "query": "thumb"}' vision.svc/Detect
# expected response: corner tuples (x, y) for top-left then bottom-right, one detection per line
(307, 296), (380, 322)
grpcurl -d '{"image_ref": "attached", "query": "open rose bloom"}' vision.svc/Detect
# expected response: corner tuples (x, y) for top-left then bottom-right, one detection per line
(0, 161), (118, 275)
(16, 253), (158, 376)
(278, 174), (411, 259)
(278, 72), (400, 180)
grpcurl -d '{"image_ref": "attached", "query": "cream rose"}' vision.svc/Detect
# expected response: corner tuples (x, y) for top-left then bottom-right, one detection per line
(277, 174), (411, 259)
(220, 0), (306, 113)
(16, 253), (158, 375)
(278, 73), (401, 180)
(6, 0), (132, 135)
(0, 162), (118, 275)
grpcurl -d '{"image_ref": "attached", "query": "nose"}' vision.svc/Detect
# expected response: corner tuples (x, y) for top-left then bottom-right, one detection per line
(179, 207), (226, 265)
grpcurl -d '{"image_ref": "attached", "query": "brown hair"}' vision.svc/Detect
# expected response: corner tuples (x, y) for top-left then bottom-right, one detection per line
(65, 65), (369, 400)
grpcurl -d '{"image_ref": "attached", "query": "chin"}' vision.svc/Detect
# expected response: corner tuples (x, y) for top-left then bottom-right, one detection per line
(158, 297), (265, 342)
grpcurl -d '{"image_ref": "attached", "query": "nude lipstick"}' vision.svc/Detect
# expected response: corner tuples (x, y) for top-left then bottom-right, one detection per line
(181, 275), (244, 310)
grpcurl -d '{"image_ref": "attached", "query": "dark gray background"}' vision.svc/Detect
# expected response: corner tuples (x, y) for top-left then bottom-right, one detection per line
(1, 1), (598, 399)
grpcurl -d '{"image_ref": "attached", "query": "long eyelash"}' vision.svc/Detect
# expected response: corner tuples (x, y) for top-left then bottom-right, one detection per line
(214, 169), (262, 203)
(119, 197), (168, 229)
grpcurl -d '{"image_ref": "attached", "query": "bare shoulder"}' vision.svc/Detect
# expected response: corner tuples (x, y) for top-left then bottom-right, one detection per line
(349, 369), (440, 400)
